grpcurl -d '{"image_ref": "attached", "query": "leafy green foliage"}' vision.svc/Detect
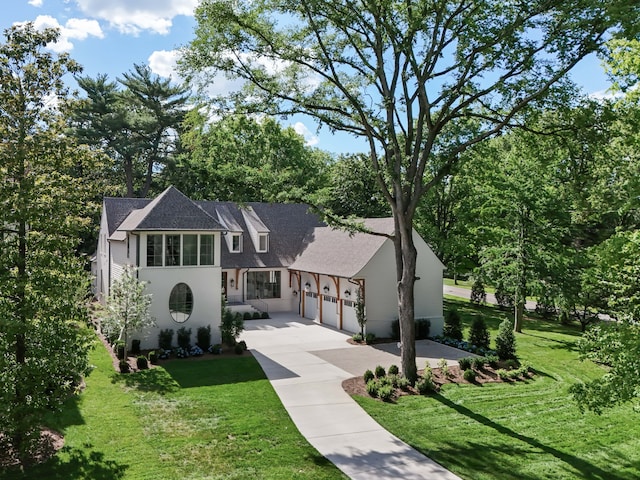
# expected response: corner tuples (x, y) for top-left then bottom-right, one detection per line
(463, 369), (477, 382)
(388, 365), (399, 376)
(0, 23), (98, 462)
(458, 357), (472, 371)
(571, 321), (640, 413)
(469, 316), (490, 349)
(196, 326), (211, 350)
(363, 369), (375, 383)
(495, 320), (517, 360)
(374, 365), (386, 378)
(177, 327), (192, 349)
(101, 266), (155, 359)
(70, 64), (190, 198)
(443, 309), (463, 341)
(220, 309), (244, 346)
(470, 279), (487, 305)
(158, 329), (174, 350)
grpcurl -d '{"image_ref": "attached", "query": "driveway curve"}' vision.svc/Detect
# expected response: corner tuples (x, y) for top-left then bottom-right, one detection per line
(240, 312), (463, 480)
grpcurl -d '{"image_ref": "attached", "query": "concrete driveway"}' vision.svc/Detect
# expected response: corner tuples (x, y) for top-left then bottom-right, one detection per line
(240, 312), (463, 480)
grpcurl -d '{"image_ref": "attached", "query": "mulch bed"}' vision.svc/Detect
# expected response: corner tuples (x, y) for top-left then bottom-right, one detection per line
(342, 364), (526, 400)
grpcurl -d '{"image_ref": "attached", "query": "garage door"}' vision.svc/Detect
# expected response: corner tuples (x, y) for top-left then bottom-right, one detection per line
(342, 299), (358, 333)
(322, 295), (338, 328)
(304, 291), (318, 320)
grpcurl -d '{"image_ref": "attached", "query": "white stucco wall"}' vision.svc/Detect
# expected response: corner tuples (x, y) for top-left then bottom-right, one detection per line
(137, 265), (222, 350)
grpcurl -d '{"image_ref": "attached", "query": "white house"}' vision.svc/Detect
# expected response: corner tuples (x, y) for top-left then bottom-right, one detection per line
(95, 186), (445, 349)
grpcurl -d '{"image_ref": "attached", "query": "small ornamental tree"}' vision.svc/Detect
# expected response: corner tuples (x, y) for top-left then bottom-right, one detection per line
(101, 265), (155, 361)
(443, 309), (463, 341)
(469, 316), (490, 350)
(356, 287), (366, 337)
(495, 319), (517, 360)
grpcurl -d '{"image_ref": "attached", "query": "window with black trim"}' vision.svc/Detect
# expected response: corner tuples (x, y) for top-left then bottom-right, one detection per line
(165, 235), (180, 266)
(247, 271), (281, 299)
(183, 234), (198, 266)
(231, 234), (242, 253)
(147, 234), (163, 266)
(200, 234), (214, 265)
(169, 283), (193, 323)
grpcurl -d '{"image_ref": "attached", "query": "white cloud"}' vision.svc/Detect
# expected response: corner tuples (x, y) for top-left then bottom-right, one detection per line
(148, 49), (180, 79)
(293, 122), (319, 147)
(20, 15), (104, 52)
(74, 0), (199, 35)
(588, 89), (622, 101)
(28, 0), (44, 6)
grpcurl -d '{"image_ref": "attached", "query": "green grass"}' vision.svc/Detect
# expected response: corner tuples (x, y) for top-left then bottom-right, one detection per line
(2, 339), (345, 479)
(355, 299), (640, 480)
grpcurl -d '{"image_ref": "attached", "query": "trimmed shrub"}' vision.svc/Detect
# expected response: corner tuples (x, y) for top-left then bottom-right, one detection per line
(495, 320), (517, 360)
(505, 358), (519, 369)
(237, 340), (247, 351)
(378, 385), (394, 402)
(374, 365), (386, 378)
(366, 380), (379, 397)
(136, 355), (148, 370)
(470, 279), (486, 305)
(221, 310), (245, 346)
(352, 333), (363, 342)
(197, 326), (212, 351)
(416, 377), (436, 394)
(119, 360), (130, 373)
(252, 311), (261, 319)
(396, 376), (410, 390)
(177, 327), (192, 350)
(363, 369), (375, 383)
(416, 318), (431, 339)
(463, 368), (477, 382)
(388, 364), (399, 375)
(458, 357), (472, 371)
(209, 344), (222, 355)
(443, 309), (463, 341)
(423, 365), (433, 382)
(234, 343), (244, 355)
(114, 341), (125, 360)
(469, 316), (490, 349)
(485, 354), (499, 368)
(131, 339), (141, 355)
(148, 351), (158, 364)
(365, 333), (376, 344)
(243, 311), (253, 320)
(159, 329), (174, 350)
(472, 356), (486, 370)
(261, 311), (270, 319)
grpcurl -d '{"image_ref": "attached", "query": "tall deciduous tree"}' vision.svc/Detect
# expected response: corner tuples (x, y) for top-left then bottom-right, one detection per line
(182, 0), (638, 382)
(70, 64), (190, 197)
(164, 112), (329, 202)
(0, 24), (96, 461)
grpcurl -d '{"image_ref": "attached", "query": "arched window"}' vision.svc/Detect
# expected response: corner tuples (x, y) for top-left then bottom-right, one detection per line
(169, 283), (193, 323)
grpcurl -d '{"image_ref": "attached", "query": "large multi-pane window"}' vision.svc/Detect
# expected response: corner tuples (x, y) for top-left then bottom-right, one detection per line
(200, 234), (214, 265)
(247, 271), (281, 299)
(146, 234), (216, 267)
(183, 235), (198, 266)
(147, 234), (163, 266)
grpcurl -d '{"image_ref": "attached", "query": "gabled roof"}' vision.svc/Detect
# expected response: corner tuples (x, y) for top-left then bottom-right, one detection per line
(108, 187), (223, 240)
(198, 202), (324, 268)
(288, 218), (394, 278)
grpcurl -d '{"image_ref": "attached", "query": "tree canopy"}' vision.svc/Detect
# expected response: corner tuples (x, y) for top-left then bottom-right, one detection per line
(0, 24), (97, 461)
(182, 0), (639, 382)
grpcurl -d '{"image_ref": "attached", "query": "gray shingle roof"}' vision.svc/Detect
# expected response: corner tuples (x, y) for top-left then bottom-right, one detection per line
(103, 187), (399, 272)
(288, 218), (394, 278)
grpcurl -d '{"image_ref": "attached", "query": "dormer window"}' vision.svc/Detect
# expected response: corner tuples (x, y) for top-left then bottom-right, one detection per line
(258, 234), (268, 253)
(231, 233), (242, 253)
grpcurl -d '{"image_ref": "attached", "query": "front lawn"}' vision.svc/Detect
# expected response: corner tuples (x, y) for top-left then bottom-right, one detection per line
(2, 338), (345, 479)
(354, 300), (640, 480)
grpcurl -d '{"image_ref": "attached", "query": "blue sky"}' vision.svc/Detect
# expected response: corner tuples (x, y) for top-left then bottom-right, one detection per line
(2, 0), (616, 156)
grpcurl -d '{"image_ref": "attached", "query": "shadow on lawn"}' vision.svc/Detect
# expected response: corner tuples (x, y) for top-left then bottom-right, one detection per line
(2, 445), (127, 480)
(162, 356), (266, 389)
(111, 367), (180, 394)
(430, 393), (629, 480)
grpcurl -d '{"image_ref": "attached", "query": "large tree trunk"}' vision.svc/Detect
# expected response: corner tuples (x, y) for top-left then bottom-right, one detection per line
(394, 215), (418, 384)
